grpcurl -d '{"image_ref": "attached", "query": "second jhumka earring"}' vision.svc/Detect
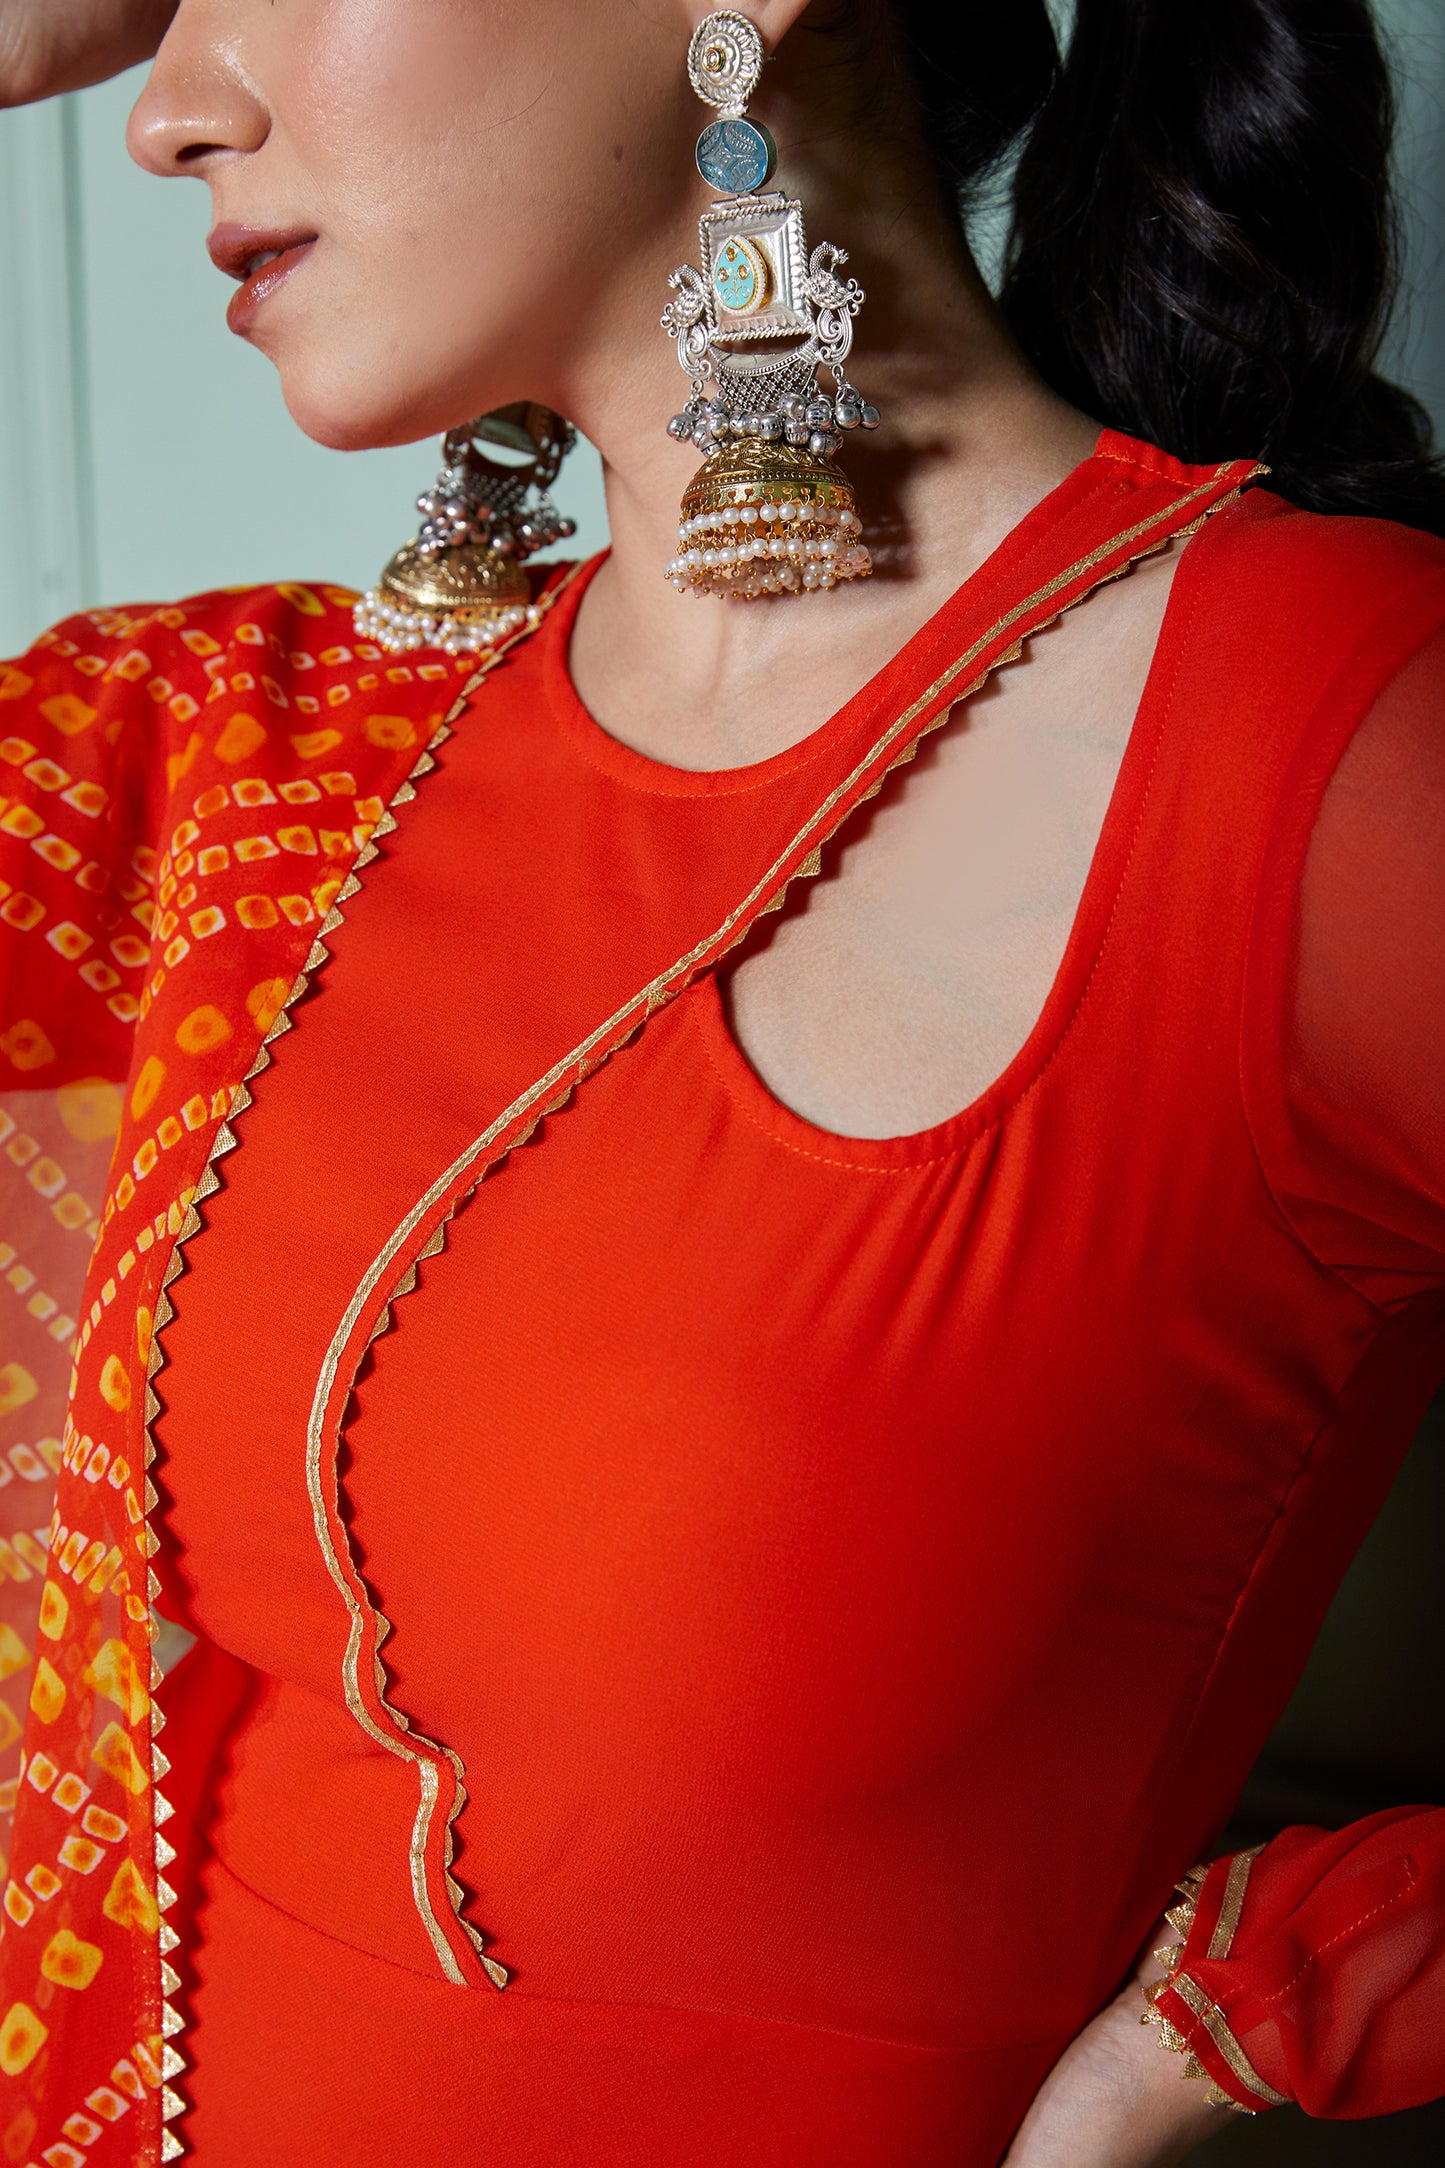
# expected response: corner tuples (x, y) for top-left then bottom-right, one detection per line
(355, 403), (577, 656)
(661, 11), (880, 601)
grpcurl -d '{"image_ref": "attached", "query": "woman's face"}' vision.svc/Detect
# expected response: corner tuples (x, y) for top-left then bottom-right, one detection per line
(128, 0), (711, 450)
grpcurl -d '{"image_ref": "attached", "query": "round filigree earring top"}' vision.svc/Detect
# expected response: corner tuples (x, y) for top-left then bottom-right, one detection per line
(688, 12), (765, 116)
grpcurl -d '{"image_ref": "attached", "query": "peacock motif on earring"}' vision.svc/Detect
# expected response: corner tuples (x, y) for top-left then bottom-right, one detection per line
(355, 403), (576, 655)
(660, 11), (879, 601)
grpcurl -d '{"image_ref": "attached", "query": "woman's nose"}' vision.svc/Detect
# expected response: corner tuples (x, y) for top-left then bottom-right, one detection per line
(126, 2), (270, 178)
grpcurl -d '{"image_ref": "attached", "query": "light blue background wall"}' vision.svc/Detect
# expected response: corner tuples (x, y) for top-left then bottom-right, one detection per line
(1379, 1), (1445, 424)
(1, 3), (1442, 657)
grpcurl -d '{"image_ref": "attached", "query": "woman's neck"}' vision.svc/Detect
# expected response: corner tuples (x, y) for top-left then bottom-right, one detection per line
(560, 32), (1098, 772)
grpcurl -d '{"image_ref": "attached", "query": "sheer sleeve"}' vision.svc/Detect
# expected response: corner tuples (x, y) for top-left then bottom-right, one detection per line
(1162, 598), (1445, 2120)
(1283, 618), (1445, 1299)
(1150, 1813), (1445, 2117)
(1250, 609), (1445, 1307)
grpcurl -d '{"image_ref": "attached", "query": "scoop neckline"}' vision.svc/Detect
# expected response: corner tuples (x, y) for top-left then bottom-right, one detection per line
(543, 425), (1145, 800)
(680, 485), (1243, 1167)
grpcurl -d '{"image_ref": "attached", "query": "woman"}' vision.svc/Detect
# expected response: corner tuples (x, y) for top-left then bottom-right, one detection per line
(0, 0), (1440, 2161)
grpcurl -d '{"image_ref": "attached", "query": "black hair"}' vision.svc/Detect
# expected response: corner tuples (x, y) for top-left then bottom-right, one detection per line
(895, 0), (1445, 536)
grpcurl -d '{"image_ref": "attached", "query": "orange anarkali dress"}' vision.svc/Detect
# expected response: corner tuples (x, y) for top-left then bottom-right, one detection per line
(0, 433), (1442, 2165)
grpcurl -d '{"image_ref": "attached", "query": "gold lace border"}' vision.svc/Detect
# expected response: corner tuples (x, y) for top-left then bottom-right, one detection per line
(139, 568), (585, 2147)
(1141, 1848), (1290, 2113)
(303, 458), (1266, 1994)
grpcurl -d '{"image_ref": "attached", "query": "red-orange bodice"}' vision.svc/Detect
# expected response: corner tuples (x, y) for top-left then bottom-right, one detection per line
(0, 434), (1442, 2165)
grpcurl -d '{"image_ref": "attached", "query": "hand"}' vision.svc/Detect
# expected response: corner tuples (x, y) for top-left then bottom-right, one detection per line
(1000, 1917), (1236, 2167)
(0, 0), (176, 107)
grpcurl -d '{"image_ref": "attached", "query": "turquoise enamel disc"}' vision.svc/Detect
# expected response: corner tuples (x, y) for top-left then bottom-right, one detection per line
(696, 118), (776, 195)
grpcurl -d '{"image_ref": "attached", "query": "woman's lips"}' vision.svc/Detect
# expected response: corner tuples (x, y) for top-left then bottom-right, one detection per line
(209, 225), (319, 335)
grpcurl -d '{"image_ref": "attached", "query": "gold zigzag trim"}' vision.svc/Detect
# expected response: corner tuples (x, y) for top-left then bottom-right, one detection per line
(1141, 1848), (1280, 2113)
(137, 565), (583, 2150)
(307, 466), (1259, 1989)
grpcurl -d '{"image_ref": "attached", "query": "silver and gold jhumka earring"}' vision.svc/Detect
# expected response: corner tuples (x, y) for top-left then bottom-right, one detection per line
(355, 403), (577, 655)
(661, 12), (879, 601)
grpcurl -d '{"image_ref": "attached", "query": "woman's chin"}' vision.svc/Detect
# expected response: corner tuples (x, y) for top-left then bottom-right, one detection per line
(275, 367), (458, 456)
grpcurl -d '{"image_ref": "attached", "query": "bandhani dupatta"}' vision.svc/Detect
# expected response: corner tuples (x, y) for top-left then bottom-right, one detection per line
(0, 441), (1262, 2163)
(0, 579), (511, 2165)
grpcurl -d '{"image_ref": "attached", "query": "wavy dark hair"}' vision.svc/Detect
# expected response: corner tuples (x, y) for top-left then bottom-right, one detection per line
(893, 0), (1445, 535)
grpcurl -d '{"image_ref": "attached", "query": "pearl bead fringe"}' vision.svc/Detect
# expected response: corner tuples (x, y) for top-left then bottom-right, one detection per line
(665, 497), (872, 600)
(353, 593), (536, 657)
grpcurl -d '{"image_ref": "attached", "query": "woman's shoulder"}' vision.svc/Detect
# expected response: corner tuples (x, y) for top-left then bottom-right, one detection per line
(1192, 487), (1445, 646)
(7, 579), (356, 682)
(5, 577), (464, 713)
(0, 580), (483, 953)
(2, 578), (479, 802)
(1140, 488), (1445, 1309)
(1164, 489), (1445, 785)
(0, 581), (491, 1088)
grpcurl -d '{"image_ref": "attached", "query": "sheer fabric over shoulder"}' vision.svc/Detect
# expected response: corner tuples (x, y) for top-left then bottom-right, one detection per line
(1283, 622), (1445, 1288)
(0, 435), (1442, 2165)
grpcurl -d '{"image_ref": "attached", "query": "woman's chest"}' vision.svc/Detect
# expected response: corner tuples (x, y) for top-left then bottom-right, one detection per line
(145, 569), (1372, 1864)
(153, 940), (1356, 1774)
(144, 724), (1382, 2029)
(723, 540), (1182, 1136)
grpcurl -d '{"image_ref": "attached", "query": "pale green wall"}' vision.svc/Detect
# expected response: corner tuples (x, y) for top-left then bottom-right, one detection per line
(65, 67), (612, 622)
(1, 6), (1442, 658)
(1381, 0), (1445, 424)
(0, 65), (610, 656)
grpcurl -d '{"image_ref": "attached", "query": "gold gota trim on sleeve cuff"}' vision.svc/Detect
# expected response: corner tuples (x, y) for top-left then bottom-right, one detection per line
(137, 567), (582, 2148)
(1208, 1843), (1261, 1961)
(1167, 1971), (1291, 2111)
(1140, 1850), (1280, 2114)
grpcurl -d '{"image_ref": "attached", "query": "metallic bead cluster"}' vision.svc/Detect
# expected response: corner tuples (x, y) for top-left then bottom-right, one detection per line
(667, 383), (881, 464)
(352, 592), (538, 658)
(666, 496), (872, 600)
(413, 466), (575, 566)
(414, 463), (492, 560)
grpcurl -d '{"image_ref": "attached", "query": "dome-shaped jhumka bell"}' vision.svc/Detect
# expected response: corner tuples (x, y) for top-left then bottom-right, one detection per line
(354, 540), (532, 656)
(355, 404), (576, 657)
(667, 435), (871, 600)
